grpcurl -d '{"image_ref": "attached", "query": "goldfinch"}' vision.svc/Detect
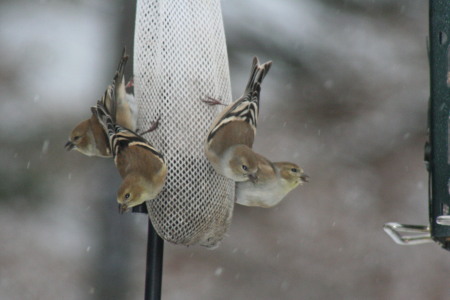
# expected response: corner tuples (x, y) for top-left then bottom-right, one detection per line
(93, 101), (167, 213)
(235, 152), (309, 208)
(204, 57), (272, 182)
(65, 48), (137, 157)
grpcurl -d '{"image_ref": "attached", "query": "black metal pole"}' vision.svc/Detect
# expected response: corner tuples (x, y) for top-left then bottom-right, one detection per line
(145, 218), (164, 300)
(132, 203), (163, 299)
(428, 0), (450, 250)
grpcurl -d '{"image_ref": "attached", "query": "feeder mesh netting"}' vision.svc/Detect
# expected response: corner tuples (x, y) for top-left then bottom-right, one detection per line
(134, 0), (234, 247)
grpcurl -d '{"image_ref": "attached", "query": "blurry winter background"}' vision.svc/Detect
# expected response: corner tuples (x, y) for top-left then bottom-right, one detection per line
(1, 0), (445, 299)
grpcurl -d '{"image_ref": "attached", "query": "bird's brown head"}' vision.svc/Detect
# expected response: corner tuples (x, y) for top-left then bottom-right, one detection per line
(276, 162), (309, 188)
(65, 120), (90, 152)
(117, 175), (149, 214)
(229, 145), (258, 182)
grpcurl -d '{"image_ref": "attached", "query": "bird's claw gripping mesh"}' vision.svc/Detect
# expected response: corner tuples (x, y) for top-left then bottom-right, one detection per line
(134, 0), (234, 247)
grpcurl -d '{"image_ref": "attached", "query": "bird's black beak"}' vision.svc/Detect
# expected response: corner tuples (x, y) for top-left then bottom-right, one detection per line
(65, 140), (75, 151)
(248, 173), (258, 183)
(300, 173), (310, 183)
(118, 204), (128, 214)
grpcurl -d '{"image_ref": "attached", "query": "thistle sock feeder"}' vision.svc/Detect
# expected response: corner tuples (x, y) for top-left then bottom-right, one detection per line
(384, 0), (450, 251)
(132, 0), (234, 298)
(134, 0), (234, 247)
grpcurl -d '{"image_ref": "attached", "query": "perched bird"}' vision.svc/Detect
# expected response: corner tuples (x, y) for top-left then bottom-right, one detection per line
(204, 57), (272, 182)
(235, 152), (309, 208)
(93, 101), (167, 213)
(65, 48), (137, 157)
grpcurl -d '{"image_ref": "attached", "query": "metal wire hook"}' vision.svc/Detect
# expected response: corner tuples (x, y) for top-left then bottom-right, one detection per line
(383, 222), (433, 245)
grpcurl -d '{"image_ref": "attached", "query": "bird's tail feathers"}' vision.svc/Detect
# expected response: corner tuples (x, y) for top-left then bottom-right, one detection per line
(115, 47), (129, 83)
(255, 60), (272, 87)
(109, 48), (129, 122)
(244, 57), (260, 96)
(243, 57), (272, 98)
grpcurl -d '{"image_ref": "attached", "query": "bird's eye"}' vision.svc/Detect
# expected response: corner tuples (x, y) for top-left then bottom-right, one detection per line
(73, 136), (81, 141)
(291, 168), (298, 173)
(242, 165), (248, 171)
(125, 193), (130, 200)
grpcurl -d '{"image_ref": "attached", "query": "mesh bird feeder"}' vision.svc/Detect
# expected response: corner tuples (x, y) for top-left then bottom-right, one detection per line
(132, 0), (234, 298)
(384, 0), (450, 251)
